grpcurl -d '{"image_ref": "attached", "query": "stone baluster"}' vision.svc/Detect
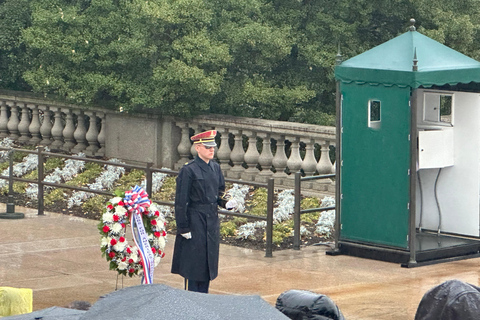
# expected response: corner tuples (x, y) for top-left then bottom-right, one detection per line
(216, 127), (231, 173)
(175, 121), (192, 169)
(255, 132), (274, 182)
(271, 134), (288, 183)
(6, 102), (20, 139)
(39, 106), (53, 146)
(312, 140), (334, 191)
(190, 125), (200, 158)
(285, 136), (303, 187)
(85, 111), (100, 155)
(0, 102), (9, 138)
(243, 130), (260, 180)
(301, 138), (317, 189)
(50, 107), (64, 150)
(17, 103), (31, 143)
(228, 129), (245, 179)
(96, 112), (106, 156)
(28, 104), (42, 144)
(302, 139), (317, 176)
(316, 140), (333, 174)
(62, 109), (76, 151)
(72, 111), (87, 153)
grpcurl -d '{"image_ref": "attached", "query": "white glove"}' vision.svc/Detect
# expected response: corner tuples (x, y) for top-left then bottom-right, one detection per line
(225, 199), (238, 210)
(181, 232), (192, 239)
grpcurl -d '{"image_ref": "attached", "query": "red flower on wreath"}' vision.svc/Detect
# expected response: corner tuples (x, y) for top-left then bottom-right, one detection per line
(107, 204), (114, 210)
(113, 214), (120, 222)
(108, 251), (116, 258)
(151, 219), (157, 226)
(154, 231), (161, 238)
(119, 236), (125, 242)
(102, 225), (110, 233)
(110, 238), (117, 246)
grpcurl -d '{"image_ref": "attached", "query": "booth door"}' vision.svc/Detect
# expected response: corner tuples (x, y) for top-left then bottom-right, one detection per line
(340, 83), (411, 249)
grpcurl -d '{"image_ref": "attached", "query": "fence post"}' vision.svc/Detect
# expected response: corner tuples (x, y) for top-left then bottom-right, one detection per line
(145, 162), (153, 197)
(37, 146), (45, 216)
(265, 178), (274, 258)
(0, 149), (24, 219)
(293, 171), (301, 250)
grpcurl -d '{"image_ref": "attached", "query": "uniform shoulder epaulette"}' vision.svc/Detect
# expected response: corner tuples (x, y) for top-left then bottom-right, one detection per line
(184, 159), (195, 166)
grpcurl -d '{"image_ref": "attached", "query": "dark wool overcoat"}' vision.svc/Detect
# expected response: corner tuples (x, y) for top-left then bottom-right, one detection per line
(171, 156), (225, 281)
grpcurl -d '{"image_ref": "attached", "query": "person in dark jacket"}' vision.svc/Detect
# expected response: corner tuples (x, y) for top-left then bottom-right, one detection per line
(171, 130), (235, 293)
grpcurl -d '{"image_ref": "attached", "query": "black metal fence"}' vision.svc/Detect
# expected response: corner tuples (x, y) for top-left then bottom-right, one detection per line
(0, 146), (275, 257)
(293, 171), (336, 250)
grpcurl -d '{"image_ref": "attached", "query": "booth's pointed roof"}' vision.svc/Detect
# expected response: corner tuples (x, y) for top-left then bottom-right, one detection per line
(335, 29), (480, 88)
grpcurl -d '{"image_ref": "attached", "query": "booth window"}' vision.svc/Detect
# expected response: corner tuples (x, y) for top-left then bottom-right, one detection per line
(423, 92), (453, 126)
(368, 100), (381, 129)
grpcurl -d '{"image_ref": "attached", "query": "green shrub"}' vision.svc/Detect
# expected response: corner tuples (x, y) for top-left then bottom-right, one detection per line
(245, 187), (268, 216)
(82, 195), (109, 217)
(220, 221), (237, 237)
(44, 188), (65, 206)
(114, 169), (144, 192)
(44, 157), (65, 172)
(270, 221), (293, 245)
(153, 176), (176, 201)
(65, 163), (102, 186)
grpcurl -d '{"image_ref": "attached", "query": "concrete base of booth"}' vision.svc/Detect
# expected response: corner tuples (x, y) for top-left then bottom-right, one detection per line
(327, 232), (480, 268)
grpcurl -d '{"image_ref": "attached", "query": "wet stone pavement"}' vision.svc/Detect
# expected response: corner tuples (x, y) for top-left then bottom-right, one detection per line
(1, 206), (480, 320)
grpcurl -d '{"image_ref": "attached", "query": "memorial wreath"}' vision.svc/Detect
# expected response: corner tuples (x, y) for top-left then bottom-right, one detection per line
(99, 186), (167, 283)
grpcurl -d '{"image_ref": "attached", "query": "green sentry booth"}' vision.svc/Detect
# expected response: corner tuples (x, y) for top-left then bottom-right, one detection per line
(331, 20), (480, 267)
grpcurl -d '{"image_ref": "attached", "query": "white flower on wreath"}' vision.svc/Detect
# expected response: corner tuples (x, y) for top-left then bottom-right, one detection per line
(111, 223), (123, 234)
(117, 261), (128, 271)
(115, 205), (127, 216)
(102, 212), (114, 223)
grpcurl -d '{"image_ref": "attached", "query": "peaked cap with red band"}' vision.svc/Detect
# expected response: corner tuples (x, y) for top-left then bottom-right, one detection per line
(191, 130), (217, 147)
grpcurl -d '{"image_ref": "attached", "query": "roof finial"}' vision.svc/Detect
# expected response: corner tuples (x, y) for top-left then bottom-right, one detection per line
(409, 18), (416, 31)
(412, 47), (418, 71)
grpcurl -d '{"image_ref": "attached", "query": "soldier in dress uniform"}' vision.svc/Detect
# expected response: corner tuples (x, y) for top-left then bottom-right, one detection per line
(171, 130), (236, 293)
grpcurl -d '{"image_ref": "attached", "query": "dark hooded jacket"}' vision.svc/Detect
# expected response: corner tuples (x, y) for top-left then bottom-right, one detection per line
(415, 279), (480, 320)
(171, 156), (226, 281)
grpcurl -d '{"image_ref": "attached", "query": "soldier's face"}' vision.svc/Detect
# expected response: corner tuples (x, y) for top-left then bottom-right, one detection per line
(196, 144), (215, 162)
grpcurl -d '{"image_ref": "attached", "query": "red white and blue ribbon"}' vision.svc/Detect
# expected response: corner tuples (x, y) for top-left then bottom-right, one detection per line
(124, 185), (154, 284)
(124, 185), (151, 214)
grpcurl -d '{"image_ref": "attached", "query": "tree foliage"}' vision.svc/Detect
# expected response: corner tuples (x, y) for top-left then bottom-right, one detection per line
(1, 0), (480, 124)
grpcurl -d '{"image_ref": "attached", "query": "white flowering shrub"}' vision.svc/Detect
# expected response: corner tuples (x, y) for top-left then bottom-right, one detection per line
(315, 196), (336, 237)
(0, 138), (14, 161)
(225, 183), (250, 213)
(67, 159), (125, 208)
(140, 171), (168, 194)
(236, 221), (266, 240)
(0, 152), (39, 189)
(234, 189), (296, 240)
(273, 189), (294, 223)
(25, 153), (86, 200)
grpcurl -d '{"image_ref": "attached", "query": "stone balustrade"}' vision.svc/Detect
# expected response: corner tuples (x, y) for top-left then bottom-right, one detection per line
(0, 92), (105, 157)
(0, 91), (336, 193)
(174, 114), (336, 192)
